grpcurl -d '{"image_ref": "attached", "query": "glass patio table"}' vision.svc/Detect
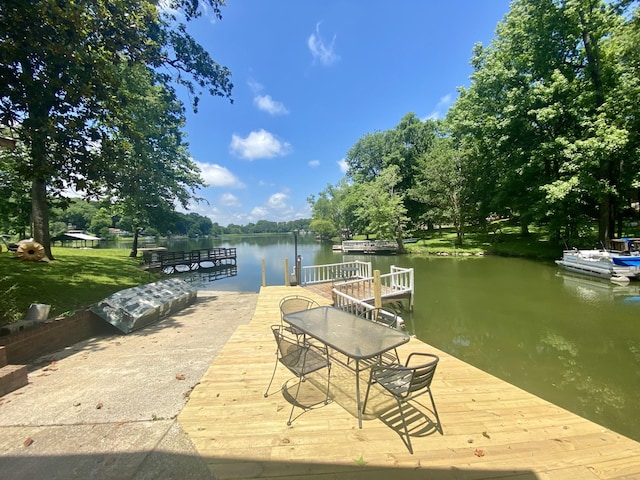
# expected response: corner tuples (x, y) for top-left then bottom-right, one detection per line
(283, 305), (410, 428)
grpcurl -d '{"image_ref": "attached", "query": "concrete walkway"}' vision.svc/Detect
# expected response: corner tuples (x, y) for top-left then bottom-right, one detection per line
(0, 291), (258, 480)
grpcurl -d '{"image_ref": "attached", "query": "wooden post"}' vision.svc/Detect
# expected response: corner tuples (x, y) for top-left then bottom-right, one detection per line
(373, 270), (382, 308)
(261, 259), (266, 287)
(284, 258), (290, 286)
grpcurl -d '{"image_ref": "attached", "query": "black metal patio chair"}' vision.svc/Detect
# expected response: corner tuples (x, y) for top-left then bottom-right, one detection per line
(279, 295), (320, 337)
(360, 306), (400, 328)
(357, 307), (401, 366)
(264, 325), (332, 426)
(362, 352), (442, 453)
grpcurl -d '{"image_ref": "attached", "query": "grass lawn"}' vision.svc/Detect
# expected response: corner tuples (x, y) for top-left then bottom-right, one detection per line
(405, 222), (563, 259)
(1, 247), (159, 324)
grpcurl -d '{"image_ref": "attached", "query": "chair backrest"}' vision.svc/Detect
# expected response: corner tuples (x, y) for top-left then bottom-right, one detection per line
(279, 295), (319, 317)
(403, 353), (439, 398)
(271, 325), (304, 366)
(360, 307), (398, 328)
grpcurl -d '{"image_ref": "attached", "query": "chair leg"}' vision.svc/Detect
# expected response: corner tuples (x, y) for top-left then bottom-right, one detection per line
(287, 376), (305, 426)
(428, 389), (443, 434)
(263, 356), (280, 398)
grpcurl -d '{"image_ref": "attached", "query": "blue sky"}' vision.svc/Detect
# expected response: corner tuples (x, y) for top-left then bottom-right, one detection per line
(175, 1), (513, 226)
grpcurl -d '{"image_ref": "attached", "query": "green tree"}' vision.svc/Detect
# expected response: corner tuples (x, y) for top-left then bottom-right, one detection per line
(345, 114), (438, 227)
(0, 145), (31, 237)
(97, 63), (205, 257)
(354, 166), (409, 252)
(89, 208), (114, 238)
(309, 218), (337, 240)
(449, 0), (635, 244)
(0, 0), (232, 259)
(308, 180), (363, 239)
(51, 199), (99, 232)
(308, 190), (339, 238)
(410, 136), (468, 245)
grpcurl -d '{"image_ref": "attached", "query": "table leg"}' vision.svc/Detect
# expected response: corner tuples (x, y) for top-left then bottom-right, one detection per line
(356, 358), (362, 428)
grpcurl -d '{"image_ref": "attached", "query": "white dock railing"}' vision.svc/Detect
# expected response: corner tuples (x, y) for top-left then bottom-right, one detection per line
(301, 261), (414, 323)
(332, 290), (405, 328)
(300, 260), (371, 285)
(332, 265), (414, 311)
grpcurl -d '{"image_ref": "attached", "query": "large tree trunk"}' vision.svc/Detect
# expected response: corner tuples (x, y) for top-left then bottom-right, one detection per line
(27, 93), (54, 260)
(395, 235), (406, 254)
(129, 227), (140, 258)
(30, 124), (54, 261)
(31, 178), (53, 261)
(598, 194), (611, 247)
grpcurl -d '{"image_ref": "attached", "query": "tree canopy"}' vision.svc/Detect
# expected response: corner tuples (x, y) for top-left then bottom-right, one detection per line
(309, 0), (640, 248)
(0, 0), (232, 259)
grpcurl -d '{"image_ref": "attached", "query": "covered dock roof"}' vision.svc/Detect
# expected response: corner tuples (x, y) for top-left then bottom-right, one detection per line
(51, 232), (102, 247)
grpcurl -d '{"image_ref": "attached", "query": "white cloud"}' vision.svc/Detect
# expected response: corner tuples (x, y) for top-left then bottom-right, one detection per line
(185, 191), (309, 226)
(196, 162), (245, 188)
(229, 129), (291, 160)
(308, 160), (320, 168)
(338, 158), (349, 173)
(219, 193), (241, 207)
(248, 80), (289, 116)
(267, 192), (289, 210)
(308, 22), (339, 66)
(254, 94), (289, 115)
(426, 93), (455, 120)
(180, 200), (249, 227)
(248, 79), (263, 93)
(250, 206), (269, 219)
(245, 191), (296, 222)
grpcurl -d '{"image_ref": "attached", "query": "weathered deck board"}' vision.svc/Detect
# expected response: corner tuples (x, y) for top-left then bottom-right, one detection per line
(178, 285), (640, 479)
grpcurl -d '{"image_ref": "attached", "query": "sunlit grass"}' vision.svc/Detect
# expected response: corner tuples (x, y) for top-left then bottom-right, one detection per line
(348, 221), (562, 259)
(0, 247), (159, 320)
(406, 223), (561, 259)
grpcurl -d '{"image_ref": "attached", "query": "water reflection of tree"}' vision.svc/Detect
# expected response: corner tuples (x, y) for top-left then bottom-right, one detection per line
(537, 331), (627, 434)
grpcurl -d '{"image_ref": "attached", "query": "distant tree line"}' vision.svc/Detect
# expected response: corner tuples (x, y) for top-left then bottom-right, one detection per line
(223, 219), (311, 235)
(309, 0), (640, 250)
(41, 199), (311, 239)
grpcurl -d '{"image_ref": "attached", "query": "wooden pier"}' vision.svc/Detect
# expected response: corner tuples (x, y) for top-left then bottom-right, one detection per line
(178, 286), (640, 479)
(142, 247), (237, 274)
(339, 240), (398, 254)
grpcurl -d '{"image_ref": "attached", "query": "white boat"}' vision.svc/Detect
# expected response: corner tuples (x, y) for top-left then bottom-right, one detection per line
(555, 249), (640, 282)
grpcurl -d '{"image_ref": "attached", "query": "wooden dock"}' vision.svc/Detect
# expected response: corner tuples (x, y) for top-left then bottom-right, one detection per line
(142, 247), (237, 274)
(178, 286), (640, 479)
(340, 240), (398, 254)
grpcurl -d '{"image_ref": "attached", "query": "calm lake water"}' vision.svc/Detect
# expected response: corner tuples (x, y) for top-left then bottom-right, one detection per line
(115, 234), (640, 442)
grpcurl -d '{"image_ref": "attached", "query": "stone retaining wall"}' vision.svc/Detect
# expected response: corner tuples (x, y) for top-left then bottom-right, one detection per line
(0, 310), (118, 365)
